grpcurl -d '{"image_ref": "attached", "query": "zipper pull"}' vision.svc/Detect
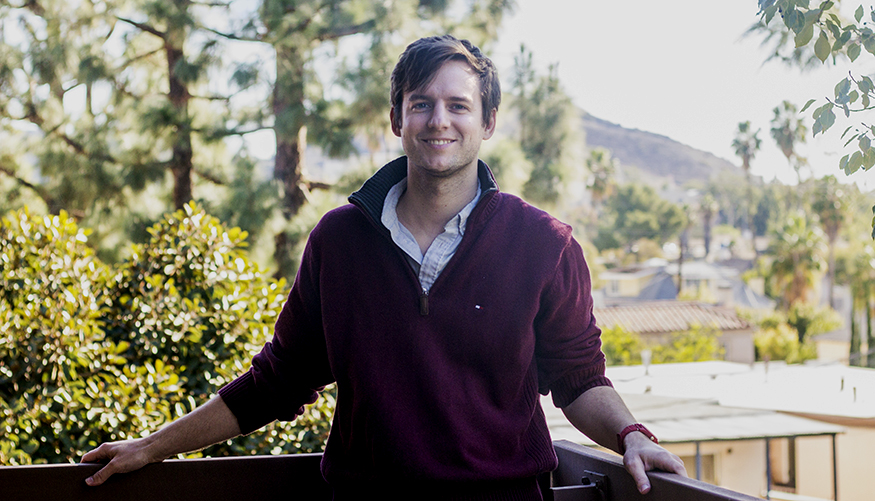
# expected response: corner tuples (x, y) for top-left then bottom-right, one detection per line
(420, 288), (429, 316)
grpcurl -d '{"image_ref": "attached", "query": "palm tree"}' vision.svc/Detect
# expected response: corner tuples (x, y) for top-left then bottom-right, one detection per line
(811, 176), (851, 307)
(770, 211), (826, 308)
(699, 192), (719, 259)
(586, 148), (616, 218)
(770, 100), (809, 186)
(731, 121), (761, 250)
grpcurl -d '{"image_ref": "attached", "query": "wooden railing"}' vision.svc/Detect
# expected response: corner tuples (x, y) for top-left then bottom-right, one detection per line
(0, 440), (758, 501)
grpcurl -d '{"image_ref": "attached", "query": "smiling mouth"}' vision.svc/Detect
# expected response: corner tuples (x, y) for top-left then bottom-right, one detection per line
(424, 139), (454, 145)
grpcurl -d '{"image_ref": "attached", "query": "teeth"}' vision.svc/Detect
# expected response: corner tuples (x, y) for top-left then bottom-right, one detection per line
(427, 139), (453, 145)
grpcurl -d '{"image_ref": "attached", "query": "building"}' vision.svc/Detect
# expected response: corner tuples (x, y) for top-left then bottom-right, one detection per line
(594, 301), (756, 363)
(570, 361), (875, 501)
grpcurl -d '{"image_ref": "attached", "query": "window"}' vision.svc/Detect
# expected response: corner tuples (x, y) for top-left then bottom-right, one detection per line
(680, 454), (716, 484)
(769, 437), (797, 491)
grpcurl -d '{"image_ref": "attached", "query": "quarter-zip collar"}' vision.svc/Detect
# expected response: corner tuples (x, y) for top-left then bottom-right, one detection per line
(348, 156), (500, 233)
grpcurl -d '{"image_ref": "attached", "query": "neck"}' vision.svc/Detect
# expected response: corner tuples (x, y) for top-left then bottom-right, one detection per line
(396, 162), (479, 254)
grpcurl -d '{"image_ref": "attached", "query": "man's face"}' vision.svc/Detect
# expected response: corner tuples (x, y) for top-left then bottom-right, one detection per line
(391, 60), (496, 180)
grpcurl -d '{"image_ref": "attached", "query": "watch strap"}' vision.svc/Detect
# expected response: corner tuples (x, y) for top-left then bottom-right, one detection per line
(617, 423), (658, 454)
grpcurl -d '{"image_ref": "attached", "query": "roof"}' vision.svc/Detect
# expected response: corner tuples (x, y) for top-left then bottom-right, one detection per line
(636, 272), (678, 301)
(593, 301), (751, 334)
(606, 360), (875, 421)
(543, 392), (843, 445)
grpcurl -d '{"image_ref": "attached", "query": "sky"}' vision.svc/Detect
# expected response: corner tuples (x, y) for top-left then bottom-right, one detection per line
(490, 0), (874, 190)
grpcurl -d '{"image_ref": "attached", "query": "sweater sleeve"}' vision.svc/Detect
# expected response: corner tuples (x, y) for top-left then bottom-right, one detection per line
(218, 224), (335, 434)
(534, 235), (612, 409)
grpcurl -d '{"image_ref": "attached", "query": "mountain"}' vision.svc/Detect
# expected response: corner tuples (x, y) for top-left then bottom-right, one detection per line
(581, 112), (742, 191)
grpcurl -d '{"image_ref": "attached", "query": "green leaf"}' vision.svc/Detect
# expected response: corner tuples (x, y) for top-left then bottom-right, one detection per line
(796, 21), (816, 47)
(843, 132), (859, 147)
(835, 77), (851, 97)
(846, 150), (863, 174)
(763, 5), (779, 24)
(856, 5), (864, 22)
(800, 98), (817, 113)
(814, 32), (831, 61)
(860, 135), (871, 151)
(821, 107), (836, 132)
(863, 34), (875, 55)
(864, 144), (875, 169)
(820, 1), (834, 10)
(841, 125), (854, 139)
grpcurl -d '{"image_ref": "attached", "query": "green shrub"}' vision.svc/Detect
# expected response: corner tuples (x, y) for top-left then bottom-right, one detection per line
(754, 324), (817, 364)
(600, 325), (644, 366)
(0, 204), (335, 465)
(651, 324), (725, 364)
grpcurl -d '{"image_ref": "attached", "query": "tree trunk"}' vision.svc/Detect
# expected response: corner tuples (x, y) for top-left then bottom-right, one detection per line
(850, 304), (860, 366)
(827, 235), (837, 308)
(166, 41), (193, 210)
(867, 292), (874, 368)
(272, 44), (308, 279)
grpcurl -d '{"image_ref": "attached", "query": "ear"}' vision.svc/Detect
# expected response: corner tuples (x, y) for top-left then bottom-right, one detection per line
(482, 108), (497, 140)
(390, 107), (401, 137)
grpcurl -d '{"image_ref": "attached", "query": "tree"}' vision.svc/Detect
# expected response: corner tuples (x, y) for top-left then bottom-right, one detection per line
(731, 121), (762, 244)
(699, 192), (719, 258)
(787, 301), (842, 344)
(0, 0), (251, 261)
(770, 100), (809, 185)
(594, 183), (687, 252)
(769, 211), (826, 307)
(810, 175), (853, 306)
(511, 46), (583, 207)
(754, 0), (875, 236)
(218, 0), (515, 279)
(0, 1), (516, 277)
(586, 147), (616, 218)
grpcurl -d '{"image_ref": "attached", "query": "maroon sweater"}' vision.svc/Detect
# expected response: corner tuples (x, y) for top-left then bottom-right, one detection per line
(218, 157), (611, 494)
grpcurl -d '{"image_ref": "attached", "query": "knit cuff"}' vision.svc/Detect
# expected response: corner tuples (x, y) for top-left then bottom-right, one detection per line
(217, 370), (275, 435)
(549, 363), (613, 409)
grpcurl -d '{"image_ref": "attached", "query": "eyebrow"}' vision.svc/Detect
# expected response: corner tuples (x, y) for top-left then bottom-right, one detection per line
(407, 93), (474, 104)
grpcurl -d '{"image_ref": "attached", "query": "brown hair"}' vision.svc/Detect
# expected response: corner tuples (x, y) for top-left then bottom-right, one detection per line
(390, 35), (501, 129)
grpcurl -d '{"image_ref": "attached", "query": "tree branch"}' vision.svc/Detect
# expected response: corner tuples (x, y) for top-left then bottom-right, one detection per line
(0, 162), (58, 209)
(193, 124), (273, 138)
(116, 16), (166, 40)
(316, 19), (377, 42)
(192, 166), (227, 185)
(199, 25), (261, 43)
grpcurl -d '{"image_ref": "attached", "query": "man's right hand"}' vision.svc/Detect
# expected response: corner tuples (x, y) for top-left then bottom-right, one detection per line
(81, 437), (160, 486)
(80, 396), (242, 487)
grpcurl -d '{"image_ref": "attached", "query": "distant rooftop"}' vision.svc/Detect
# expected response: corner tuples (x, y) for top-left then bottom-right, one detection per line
(594, 301), (751, 334)
(606, 361), (875, 422)
(544, 392), (843, 446)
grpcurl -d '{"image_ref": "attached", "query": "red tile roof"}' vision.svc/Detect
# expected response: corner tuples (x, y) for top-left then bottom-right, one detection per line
(593, 301), (751, 334)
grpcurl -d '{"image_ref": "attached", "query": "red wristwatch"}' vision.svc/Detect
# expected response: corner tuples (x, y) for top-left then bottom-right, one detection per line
(617, 423), (658, 454)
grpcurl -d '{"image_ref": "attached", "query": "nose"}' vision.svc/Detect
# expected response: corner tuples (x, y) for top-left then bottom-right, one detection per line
(427, 103), (450, 129)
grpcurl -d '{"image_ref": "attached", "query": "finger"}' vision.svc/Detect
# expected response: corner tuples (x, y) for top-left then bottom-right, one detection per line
(623, 454), (651, 494)
(81, 445), (110, 464)
(654, 452), (688, 477)
(85, 462), (116, 487)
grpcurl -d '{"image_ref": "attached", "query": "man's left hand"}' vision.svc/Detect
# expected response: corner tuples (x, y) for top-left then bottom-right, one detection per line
(622, 431), (688, 494)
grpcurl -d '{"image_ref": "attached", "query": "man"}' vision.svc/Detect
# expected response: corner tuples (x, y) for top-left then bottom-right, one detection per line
(83, 35), (686, 498)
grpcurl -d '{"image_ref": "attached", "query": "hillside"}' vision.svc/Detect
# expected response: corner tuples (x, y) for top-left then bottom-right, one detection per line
(581, 112), (742, 188)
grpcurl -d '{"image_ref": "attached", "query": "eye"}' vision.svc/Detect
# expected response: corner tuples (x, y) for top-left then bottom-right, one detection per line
(411, 102), (430, 110)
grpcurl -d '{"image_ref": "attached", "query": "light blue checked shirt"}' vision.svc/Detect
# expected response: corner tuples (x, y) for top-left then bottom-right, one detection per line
(381, 177), (481, 292)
